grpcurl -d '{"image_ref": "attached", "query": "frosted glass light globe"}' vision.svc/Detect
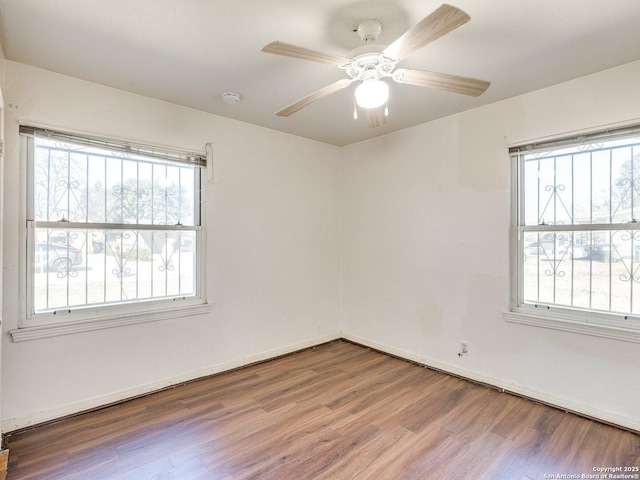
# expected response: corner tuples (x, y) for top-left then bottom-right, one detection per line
(355, 79), (389, 109)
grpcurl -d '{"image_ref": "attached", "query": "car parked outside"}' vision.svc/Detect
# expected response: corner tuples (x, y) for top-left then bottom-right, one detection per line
(523, 241), (588, 261)
(581, 243), (605, 261)
(34, 242), (83, 273)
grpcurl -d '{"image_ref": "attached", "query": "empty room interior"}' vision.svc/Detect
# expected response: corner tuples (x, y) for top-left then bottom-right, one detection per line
(0, 1), (639, 478)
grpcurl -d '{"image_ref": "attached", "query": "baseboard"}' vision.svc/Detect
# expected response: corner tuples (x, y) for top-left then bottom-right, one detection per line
(2, 332), (341, 434)
(342, 333), (640, 434)
(4, 331), (638, 435)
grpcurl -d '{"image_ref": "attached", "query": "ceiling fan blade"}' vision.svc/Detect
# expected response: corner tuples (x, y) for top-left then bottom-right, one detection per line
(383, 4), (470, 61)
(276, 80), (352, 117)
(394, 68), (490, 96)
(262, 41), (351, 67)
(366, 105), (387, 128)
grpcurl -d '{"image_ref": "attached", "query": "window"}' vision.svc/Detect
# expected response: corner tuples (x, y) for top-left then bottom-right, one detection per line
(12, 126), (209, 341)
(508, 125), (640, 342)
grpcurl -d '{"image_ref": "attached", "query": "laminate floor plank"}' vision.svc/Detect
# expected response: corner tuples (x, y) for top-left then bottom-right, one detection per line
(308, 426), (408, 480)
(237, 422), (343, 479)
(351, 423), (450, 479)
(5, 340), (639, 479)
(271, 424), (381, 480)
(439, 386), (509, 443)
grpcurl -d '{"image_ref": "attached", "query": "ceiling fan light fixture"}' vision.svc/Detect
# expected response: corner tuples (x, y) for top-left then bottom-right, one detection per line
(261, 4), (490, 128)
(355, 78), (389, 109)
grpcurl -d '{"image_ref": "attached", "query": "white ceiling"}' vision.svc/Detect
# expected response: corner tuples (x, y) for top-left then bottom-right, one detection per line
(1, 0), (639, 146)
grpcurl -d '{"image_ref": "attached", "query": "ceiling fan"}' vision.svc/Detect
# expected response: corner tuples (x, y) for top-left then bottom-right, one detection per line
(261, 3), (490, 128)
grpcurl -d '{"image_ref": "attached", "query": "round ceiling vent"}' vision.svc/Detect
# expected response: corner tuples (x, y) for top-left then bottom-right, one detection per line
(222, 92), (241, 104)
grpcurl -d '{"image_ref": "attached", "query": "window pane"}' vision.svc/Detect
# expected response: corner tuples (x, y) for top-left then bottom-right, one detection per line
(522, 138), (640, 226)
(34, 137), (197, 226)
(33, 227), (196, 313)
(522, 229), (640, 316)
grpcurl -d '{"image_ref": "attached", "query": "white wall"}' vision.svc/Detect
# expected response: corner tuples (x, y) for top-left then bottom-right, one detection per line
(1, 62), (341, 431)
(340, 59), (640, 431)
(0, 32), (4, 80)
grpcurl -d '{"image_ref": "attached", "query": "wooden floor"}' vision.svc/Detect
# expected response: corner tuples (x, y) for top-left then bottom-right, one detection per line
(4, 340), (640, 479)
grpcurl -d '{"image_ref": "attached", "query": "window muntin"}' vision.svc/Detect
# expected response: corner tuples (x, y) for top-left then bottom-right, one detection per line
(23, 129), (205, 323)
(514, 128), (640, 327)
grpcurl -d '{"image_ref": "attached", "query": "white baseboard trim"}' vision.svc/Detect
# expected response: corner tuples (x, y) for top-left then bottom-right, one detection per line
(2, 332), (341, 434)
(342, 333), (640, 433)
(4, 331), (638, 434)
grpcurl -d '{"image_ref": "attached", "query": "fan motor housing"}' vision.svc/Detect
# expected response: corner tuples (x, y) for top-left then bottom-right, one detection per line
(345, 52), (396, 81)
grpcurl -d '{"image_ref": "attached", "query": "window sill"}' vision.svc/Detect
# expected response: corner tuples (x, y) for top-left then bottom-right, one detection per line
(504, 310), (640, 344)
(10, 301), (211, 342)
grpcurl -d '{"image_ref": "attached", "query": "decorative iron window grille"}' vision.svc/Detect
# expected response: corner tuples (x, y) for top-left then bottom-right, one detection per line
(511, 125), (640, 328)
(20, 126), (206, 320)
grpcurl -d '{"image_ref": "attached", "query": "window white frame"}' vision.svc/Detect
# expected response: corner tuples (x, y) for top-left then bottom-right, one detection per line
(11, 127), (210, 342)
(506, 124), (640, 344)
